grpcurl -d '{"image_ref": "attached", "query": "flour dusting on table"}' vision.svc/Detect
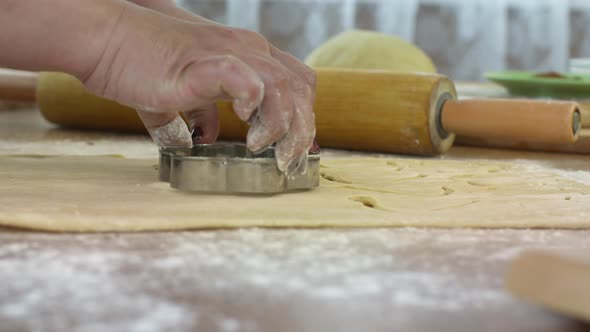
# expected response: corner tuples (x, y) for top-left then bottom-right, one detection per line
(1, 228), (588, 332)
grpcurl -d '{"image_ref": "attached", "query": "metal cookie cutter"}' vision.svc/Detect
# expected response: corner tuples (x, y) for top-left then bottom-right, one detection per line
(159, 143), (320, 194)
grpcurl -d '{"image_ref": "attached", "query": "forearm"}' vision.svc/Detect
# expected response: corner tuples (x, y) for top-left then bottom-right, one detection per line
(0, 0), (127, 80)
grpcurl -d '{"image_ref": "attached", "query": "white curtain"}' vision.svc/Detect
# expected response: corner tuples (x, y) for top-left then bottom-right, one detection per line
(177, 0), (590, 81)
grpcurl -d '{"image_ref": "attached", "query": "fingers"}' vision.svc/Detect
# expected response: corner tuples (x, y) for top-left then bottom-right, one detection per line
(245, 61), (294, 152)
(140, 55), (261, 148)
(152, 34), (315, 172)
(184, 104), (220, 144)
(180, 55), (264, 120)
(270, 46), (317, 87)
(136, 110), (192, 148)
(274, 94), (316, 173)
(234, 49), (316, 173)
(268, 47), (317, 173)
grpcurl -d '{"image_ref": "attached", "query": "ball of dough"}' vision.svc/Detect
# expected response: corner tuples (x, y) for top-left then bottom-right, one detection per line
(305, 30), (436, 73)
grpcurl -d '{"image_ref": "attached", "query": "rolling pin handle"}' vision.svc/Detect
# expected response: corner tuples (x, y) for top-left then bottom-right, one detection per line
(440, 99), (581, 145)
(0, 69), (38, 102)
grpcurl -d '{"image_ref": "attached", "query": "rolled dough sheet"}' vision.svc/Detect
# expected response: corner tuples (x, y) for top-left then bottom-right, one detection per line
(1, 155), (590, 232)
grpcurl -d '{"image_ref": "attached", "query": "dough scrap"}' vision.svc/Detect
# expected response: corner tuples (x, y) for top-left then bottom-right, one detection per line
(1, 155), (589, 232)
(305, 30), (436, 73)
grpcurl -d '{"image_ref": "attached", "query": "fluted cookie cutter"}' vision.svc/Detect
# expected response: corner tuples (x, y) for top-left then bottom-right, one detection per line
(159, 143), (320, 194)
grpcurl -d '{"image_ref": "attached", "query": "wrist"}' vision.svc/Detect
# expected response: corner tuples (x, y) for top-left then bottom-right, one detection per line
(72, 0), (130, 82)
(128, 0), (211, 24)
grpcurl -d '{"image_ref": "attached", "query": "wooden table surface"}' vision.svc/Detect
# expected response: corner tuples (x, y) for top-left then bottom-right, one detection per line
(1, 108), (590, 332)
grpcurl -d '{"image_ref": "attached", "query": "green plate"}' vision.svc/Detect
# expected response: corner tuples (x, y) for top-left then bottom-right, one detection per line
(484, 71), (590, 99)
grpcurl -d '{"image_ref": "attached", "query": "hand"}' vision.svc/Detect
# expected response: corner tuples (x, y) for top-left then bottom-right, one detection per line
(85, 1), (316, 173)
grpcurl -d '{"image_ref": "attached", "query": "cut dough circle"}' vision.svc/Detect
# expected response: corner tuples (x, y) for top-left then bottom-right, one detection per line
(305, 30), (437, 73)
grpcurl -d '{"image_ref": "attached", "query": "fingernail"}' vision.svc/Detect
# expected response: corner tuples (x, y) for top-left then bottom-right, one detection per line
(246, 108), (259, 125)
(150, 116), (192, 148)
(192, 127), (203, 144)
(309, 139), (320, 154)
(234, 100), (258, 122)
(236, 80), (264, 120)
(288, 153), (308, 175)
(246, 121), (271, 153)
(277, 158), (289, 174)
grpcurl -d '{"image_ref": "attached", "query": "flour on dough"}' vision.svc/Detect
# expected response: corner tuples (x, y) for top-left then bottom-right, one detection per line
(1, 155), (589, 232)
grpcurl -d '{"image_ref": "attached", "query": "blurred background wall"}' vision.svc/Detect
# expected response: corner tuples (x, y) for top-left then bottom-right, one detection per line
(177, 0), (590, 81)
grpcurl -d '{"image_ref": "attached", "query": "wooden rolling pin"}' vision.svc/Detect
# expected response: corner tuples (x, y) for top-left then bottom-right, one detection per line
(0, 69), (581, 156)
(505, 251), (590, 324)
